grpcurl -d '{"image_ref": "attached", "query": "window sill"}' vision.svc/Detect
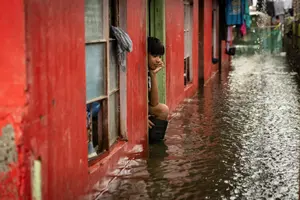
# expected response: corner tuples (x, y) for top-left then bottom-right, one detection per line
(88, 140), (127, 174)
(184, 83), (193, 91)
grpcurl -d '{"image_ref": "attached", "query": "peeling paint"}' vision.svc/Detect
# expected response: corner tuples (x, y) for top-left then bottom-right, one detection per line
(0, 124), (17, 173)
(31, 159), (42, 200)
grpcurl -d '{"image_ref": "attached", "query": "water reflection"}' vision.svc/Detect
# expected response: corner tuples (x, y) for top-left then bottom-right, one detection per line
(98, 53), (300, 200)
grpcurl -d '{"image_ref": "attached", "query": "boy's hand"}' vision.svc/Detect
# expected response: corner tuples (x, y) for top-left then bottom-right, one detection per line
(155, 60), (164, 68)
(150, 66), (163, 75)
(148, 119), (155, 129)
(150, 60), (164, 76)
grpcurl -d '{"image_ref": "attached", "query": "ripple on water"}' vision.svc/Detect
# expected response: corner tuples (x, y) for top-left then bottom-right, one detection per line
(99, 53), (300, 200)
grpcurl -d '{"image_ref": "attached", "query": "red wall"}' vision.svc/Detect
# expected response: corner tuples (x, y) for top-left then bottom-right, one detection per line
(165, 0), (200, 112)
(187, 0), (200, 98)
(126, 0), (148, 145)
(203, 0), (214, 81)
(165, 0), (185, 112)
(166, 0), (230, 112)
(203, 0), (229, 83)
(24, 1), (88, 199)
(0, 0), (231, 199)
(0, 1), (26, 199)
(21, 0), (148, 198)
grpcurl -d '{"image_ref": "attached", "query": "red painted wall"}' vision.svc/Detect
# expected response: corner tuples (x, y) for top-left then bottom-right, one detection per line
(24, 1), (88, 199)
(165, 0), (200, 112)
(0, 1), (231, 199)
(165, 0), (185, 112)
(166, 0), (230, 112)
(126, 0), (148, 145)
(0, 1), (27, 199)
(22, 0), (148, 198)
(203, 0), (230, 83)
(87, 0), (148, 194)
(203, 0), (214, 81)
(187, 0), (200, 98)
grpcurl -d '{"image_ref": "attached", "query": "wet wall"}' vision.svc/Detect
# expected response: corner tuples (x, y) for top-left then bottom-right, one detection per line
(24, 0), (88, 199)
(0, 1), (27, 199)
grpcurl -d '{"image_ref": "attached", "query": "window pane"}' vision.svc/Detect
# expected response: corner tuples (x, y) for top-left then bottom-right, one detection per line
(189, 8), (193, 57)
(184, 31), (189, 58)
(85, 0), (104, 41)
(109, 41), (119, 92)
(86, 43), (106, 101)
(109, 92), (119, 146)
(184, 5), (189, 30)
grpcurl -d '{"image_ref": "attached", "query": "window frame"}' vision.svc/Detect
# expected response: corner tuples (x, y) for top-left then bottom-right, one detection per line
(183, 0), (193, 86)
(85, 0), (126, 165)
(212, 0), (218, 59)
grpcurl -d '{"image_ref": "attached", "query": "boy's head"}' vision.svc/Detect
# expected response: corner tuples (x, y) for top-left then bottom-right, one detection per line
(148, 37), (165, 70)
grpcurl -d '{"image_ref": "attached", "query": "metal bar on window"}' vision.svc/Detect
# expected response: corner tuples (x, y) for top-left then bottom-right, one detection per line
(108, 88), (120, 96)
(86, 95), (108, 104)
(86, 39), (107, 44)
(104, 0), (110, 150)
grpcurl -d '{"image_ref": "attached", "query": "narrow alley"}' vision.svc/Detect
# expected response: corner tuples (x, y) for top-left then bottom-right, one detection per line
(2, 1), (300, 199)
(97, 53), (300, 200)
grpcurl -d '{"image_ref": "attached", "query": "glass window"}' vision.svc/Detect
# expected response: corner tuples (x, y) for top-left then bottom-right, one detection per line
(85, 0), (121, 162)
(184, 1), (193, 86)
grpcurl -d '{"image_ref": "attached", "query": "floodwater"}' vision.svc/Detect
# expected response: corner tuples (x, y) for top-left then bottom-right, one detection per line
(98, 53), (300, 200)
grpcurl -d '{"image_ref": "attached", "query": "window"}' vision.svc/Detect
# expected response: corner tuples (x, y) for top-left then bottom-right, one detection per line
(212, 0), (218, 61)
(184, 0), (193, 86)
(85, 0), (121, 162)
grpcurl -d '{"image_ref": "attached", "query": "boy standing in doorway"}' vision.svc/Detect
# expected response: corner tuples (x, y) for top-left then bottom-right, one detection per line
(147, 37), (169, 142)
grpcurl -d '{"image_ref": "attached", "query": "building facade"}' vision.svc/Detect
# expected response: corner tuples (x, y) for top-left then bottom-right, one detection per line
(0, 0), (230, 199)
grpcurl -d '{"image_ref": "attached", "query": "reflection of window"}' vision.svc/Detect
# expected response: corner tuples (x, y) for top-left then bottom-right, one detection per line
(184, 0), (193, 86)
(85, 0), (121, 162)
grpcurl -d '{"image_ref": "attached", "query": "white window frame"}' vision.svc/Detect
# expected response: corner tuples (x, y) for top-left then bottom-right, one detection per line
(212, 0), (218, 59)
(84, 0), (127, 163)
(184, 0), (193, 85)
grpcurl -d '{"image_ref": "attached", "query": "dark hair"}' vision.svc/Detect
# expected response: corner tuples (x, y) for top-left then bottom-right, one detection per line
(276, 16), (280, 20)
(148, 37), (165, 56)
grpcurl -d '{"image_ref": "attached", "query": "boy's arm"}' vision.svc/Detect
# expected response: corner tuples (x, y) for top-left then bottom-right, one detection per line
(149, 72), (159, 106)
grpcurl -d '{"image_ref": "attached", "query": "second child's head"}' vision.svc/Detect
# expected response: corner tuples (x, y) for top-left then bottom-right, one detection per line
(148, 37), (165, 70)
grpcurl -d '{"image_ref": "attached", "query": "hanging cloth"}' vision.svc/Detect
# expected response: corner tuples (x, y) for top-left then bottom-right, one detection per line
(248, 0), (253, 6)
(243, 0), (251, 28)
(284, 0), (293, 10)
(110, 26), (133, 71)
(226, 26), (236, 56)
(240, 22), (247, 36)
(266, 1), (275, 17)
(225, 0), (243, 26)
(274, 0), (285, 16)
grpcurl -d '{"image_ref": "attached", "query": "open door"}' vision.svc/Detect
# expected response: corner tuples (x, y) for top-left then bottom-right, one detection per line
(148, 0), (166, 104)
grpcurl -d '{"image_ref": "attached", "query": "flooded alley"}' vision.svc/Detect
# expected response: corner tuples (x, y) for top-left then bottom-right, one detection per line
(98, 53), (300, 200)
(4, 1), (300, 199)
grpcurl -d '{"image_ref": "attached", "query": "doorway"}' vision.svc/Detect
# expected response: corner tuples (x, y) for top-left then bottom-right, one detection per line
(147, 0), (166, 104)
